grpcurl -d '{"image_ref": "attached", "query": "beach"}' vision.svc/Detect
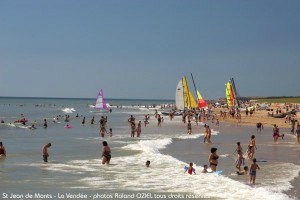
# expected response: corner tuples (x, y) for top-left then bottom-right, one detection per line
(0, 97), (299, 200)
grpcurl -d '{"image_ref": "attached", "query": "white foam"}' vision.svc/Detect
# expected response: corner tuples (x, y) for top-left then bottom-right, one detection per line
(61, 108), (76, 113)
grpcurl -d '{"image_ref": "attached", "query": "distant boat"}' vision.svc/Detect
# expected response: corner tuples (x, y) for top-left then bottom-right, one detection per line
(175, 76), (197, 110)
(90, 89), (109, 112)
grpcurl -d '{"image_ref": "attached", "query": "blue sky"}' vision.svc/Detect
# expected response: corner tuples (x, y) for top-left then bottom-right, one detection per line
(0, 0), (299, 100)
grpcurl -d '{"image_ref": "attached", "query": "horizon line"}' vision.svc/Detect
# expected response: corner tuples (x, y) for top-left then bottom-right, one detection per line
(0, 96), (175, 101)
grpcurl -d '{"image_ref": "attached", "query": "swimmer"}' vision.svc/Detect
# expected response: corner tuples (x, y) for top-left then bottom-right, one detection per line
(0, 142), (7, 157)
(146, 160), (150, 167)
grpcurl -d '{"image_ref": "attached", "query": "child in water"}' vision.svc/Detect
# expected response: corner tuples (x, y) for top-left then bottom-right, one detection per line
(145, 160), (150, 167)
(236, 166), (249, 175)
(201, 165), (209, 173)
(184, 163), (196, 175)
(249, 158), (260, 185)
(109, 128), (113, 137)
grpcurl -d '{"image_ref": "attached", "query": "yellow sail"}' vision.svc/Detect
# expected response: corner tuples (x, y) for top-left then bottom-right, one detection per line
(182, 77), (197, 109)
(226, 81), (234, 107)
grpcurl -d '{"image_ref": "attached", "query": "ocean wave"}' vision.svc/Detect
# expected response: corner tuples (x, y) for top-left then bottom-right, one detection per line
(61, 108), (76, 113)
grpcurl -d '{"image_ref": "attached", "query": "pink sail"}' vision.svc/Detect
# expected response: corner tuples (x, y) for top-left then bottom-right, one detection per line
(95, 89), (108, 110)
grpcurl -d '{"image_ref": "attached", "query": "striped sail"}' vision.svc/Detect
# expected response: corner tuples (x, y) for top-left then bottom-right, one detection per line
(226, 82), (234, 107)
(95, 89), (108, 110)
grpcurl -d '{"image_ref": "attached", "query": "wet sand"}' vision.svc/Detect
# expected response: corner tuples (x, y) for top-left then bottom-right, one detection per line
(161, 121), (300, 199)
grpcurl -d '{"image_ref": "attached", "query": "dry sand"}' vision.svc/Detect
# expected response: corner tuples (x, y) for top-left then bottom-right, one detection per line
(214, 107), (297, 129)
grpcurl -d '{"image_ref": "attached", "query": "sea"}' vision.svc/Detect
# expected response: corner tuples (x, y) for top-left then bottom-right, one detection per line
(0, 97), (299, 200)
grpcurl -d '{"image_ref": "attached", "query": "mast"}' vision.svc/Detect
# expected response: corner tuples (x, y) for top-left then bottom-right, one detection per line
(230, 78), (240, 107)
(190, 73), (199, 107)
(182, 77), (186, 109)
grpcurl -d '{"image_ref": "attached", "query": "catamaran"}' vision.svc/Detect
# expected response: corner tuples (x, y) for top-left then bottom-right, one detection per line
(175, 76), (197, 110)
(89, 89), (109, 112)
(225, 78), (241, 108)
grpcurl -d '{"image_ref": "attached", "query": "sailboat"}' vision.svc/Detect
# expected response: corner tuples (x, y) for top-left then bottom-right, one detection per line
(90, 89), (109, 112)
(161, 76), (197, 116)
(225, 78), (241, 108)
(175, 76), (197, 110)
(191, 73), (207, 108)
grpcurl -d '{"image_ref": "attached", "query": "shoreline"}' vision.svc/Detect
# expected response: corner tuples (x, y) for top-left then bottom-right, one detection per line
(161, 118), (300, 199)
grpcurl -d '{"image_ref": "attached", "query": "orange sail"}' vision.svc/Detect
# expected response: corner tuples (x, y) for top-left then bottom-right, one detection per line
(196, 90), (207, 108)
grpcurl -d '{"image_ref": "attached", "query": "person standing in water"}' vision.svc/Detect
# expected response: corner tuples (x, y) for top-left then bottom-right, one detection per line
(91, 116), (95, 125)
(272, 124), (284, 143)
(208, 147), (219, 172)
(247, 135), (257, 159)
(256, 122), (263, 133)
(42, 143), (51, 162)
(43, 119), (48, 128)
(136, 121), (142, 137)
(249, 158), (260, 185)
(82, 117), (86, 125)
(233, 142), (244, 171)
(187, 120), (192, 135)
(102, 141), (111, 165)
(0, 142), (6, 157)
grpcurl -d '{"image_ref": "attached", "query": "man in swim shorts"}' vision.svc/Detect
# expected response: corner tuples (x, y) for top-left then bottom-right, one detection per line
(249, 158), (260, 185)
(42, 143), (51, 162)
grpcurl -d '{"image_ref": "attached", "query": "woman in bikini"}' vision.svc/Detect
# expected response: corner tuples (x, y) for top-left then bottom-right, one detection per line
(208, 147), (219, 171)
(247, 135), (257, 159)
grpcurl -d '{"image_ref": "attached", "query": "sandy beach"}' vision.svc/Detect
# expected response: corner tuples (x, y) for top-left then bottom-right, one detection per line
(215, 107), (298, 129)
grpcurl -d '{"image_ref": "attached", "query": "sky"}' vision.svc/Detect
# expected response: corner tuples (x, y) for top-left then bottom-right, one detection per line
(0, 0), (299, 100)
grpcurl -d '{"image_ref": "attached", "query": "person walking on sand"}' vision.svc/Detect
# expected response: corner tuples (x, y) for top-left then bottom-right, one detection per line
(102, 141), (111, 165)
(247, 135), (257, 159)
(249, 158), (260, 185)
(42, 143), (51, 162)
(208, 147), (219, 172)
(0, 142), (7, 157)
